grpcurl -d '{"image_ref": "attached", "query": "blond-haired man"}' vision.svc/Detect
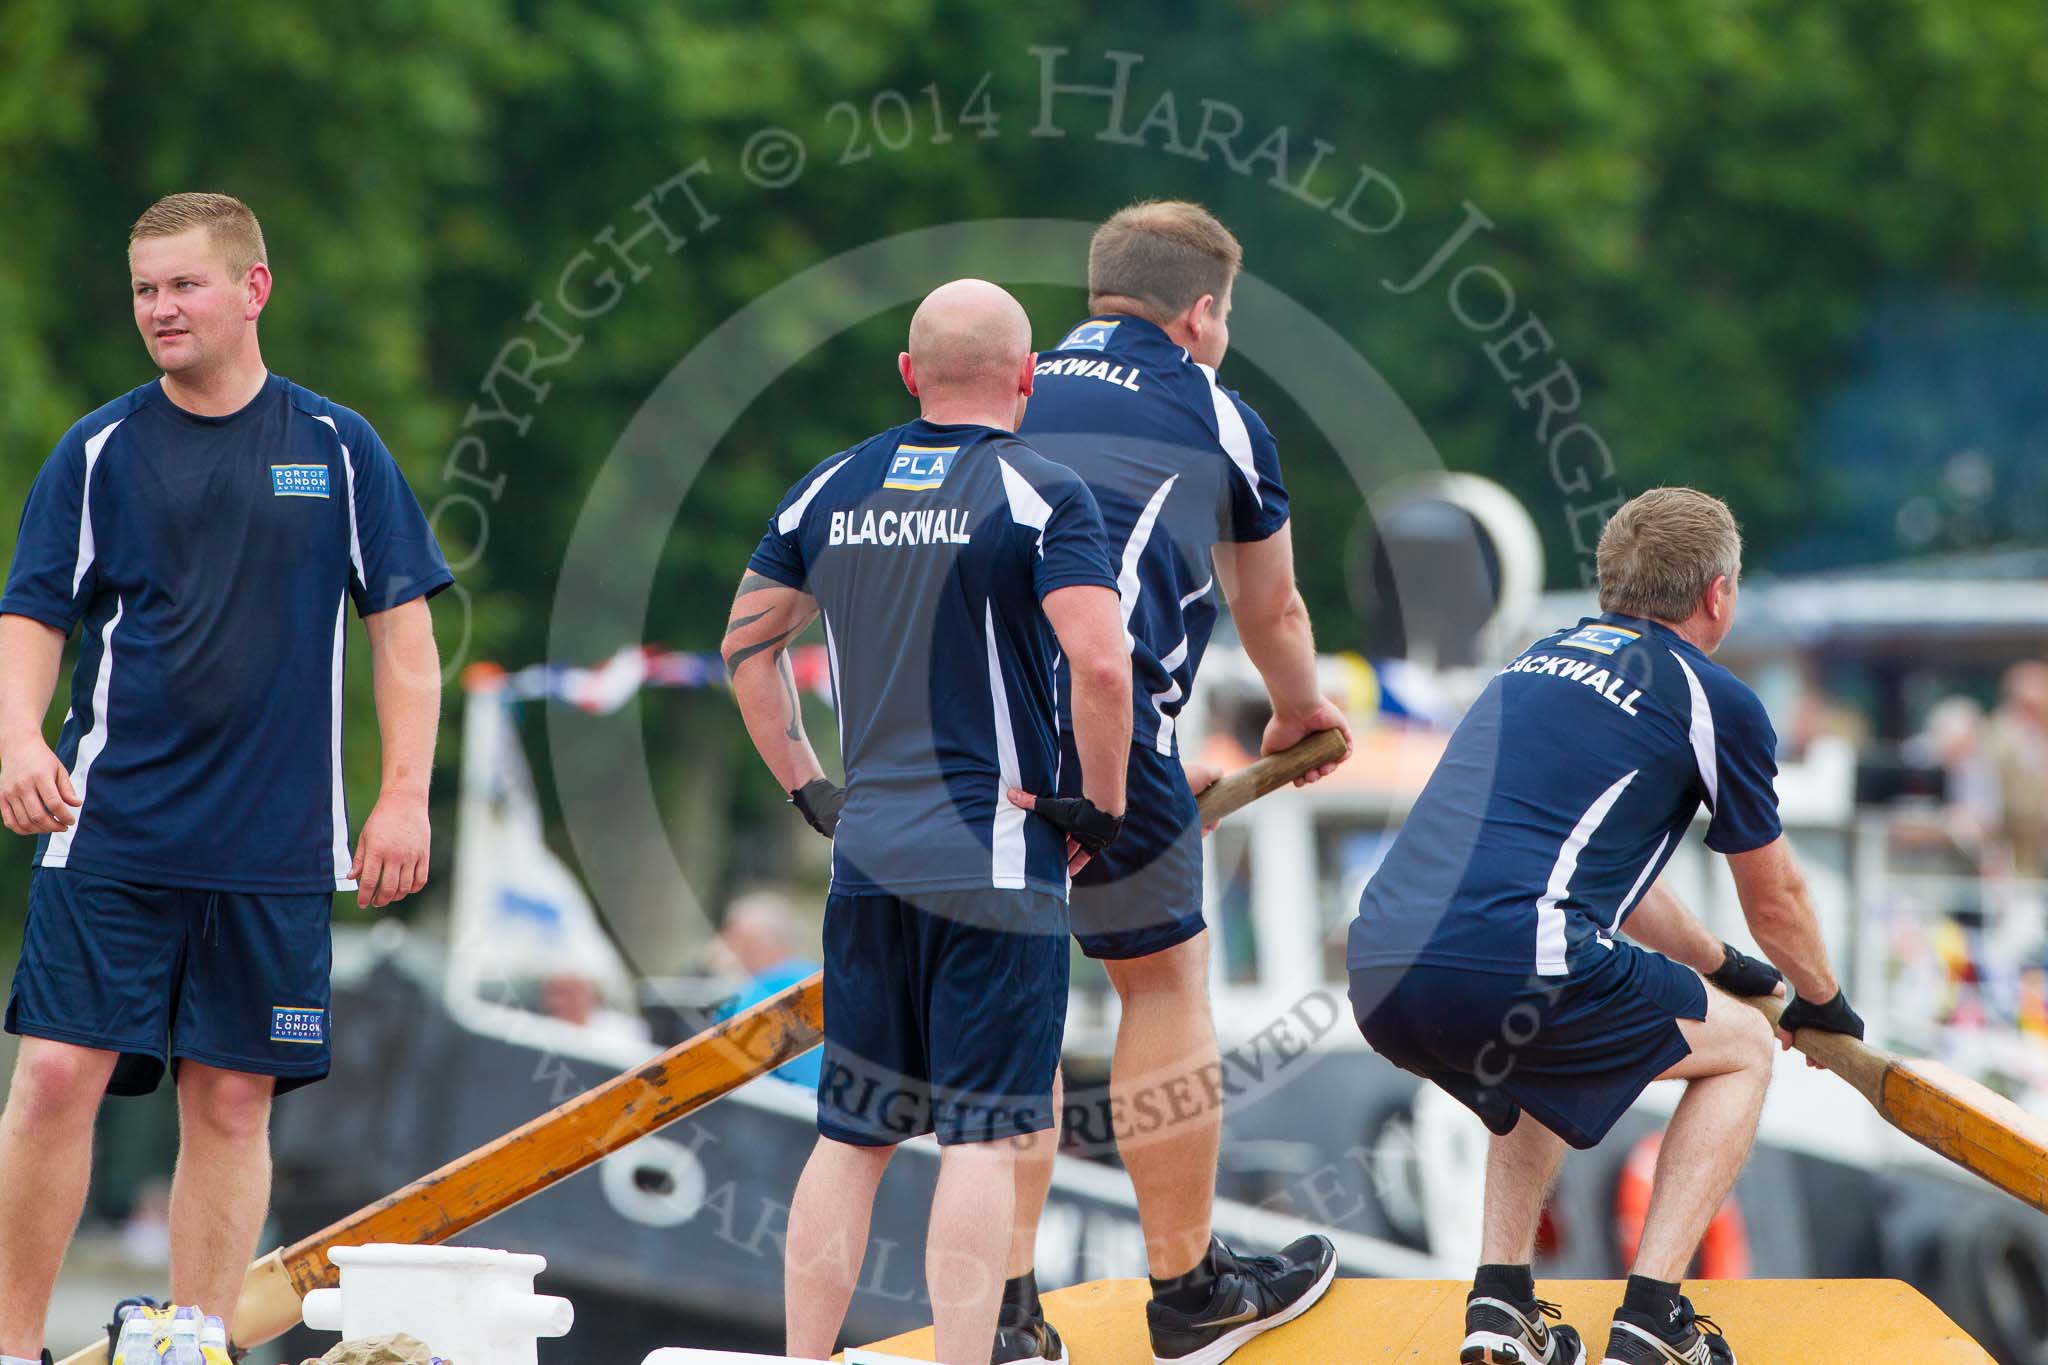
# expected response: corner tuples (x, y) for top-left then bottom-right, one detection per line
(0, 193), (450, 1361)
(1009, 201), (1343, 1365)
(1348, 488), (1860, 1364)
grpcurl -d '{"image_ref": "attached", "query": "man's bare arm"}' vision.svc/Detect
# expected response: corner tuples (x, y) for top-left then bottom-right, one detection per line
(722, 572), (826, 792)
(0, 614), (78, 836)
(1727, 835), (1841, 1002)
(1041, 584), (1130, 816)
(1213, 525), (1350, 785)
(354, 597), (441, 908)
(1622, 877), (1731, 975)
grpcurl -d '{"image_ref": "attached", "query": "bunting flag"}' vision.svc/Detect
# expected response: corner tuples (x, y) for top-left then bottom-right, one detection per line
(469, 644), (834, 715)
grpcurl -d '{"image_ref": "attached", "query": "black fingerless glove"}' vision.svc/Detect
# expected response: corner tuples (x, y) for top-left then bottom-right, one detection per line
(1707, 942), (1783, 998)
(1026, 795), (1123, 853)
(1778, 989), (1865, 1040)
(790, 779), (846, 839)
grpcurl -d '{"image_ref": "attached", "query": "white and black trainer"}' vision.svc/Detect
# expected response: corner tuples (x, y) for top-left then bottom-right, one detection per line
(1599, 1296), (1734, 1365)
(1145, 1234), (1338, 1365)
(990, 1312), (1068, 1364)
(1460, 1293), (1587, 1364)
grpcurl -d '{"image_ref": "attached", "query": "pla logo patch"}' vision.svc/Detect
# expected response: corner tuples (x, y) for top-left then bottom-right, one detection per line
(271, 464), (331, 498)
(883, 444), (957, 491)
(1560, 623), (1641, 656)
(271, 1006), (326, 1045)
(1059, 318), (1120, 351)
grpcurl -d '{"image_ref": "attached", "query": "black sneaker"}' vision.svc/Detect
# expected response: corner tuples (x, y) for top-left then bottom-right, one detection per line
(1460, 1292), (1587, 1364)
(1600, 1296), (1734, 1364)
(1145, 1234), (1338, 1365)
(991, 1312), (1068, 1364)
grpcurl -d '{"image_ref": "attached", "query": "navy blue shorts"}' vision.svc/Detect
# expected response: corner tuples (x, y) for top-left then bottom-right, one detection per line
(1060, 734), (1205, 960)
(1349, 939), (1707, 1149)
(819, 889), (1067, 1147)
(6, 869), (333, 1098)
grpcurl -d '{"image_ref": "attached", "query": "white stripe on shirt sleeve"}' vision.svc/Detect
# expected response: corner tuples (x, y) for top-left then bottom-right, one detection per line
(1670, 651), (1719, 812)
(314, 414), (368, 592)
(997, 455), (1055, 546)
(70, 418), (124, 598)
(778, 452), (859, 536)
(1196, 363), (1260, 497)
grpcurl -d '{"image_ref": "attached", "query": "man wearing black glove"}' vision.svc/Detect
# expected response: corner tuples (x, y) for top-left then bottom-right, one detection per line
(1777, 987), (1866, 1044)
(1002, 792), (1121, 875)
(1346, 488), (1857, 1365)
(722, 279), (1130, 1365)
(788, 777), (844, 840)
(1697, 940), (1867, 1055)
(1706, 942), (1783, 999)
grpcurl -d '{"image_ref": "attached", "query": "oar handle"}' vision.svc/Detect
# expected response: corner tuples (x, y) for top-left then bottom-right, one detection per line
(1196, 728), (1352, 826)
(1738, 991), (1889, 1106)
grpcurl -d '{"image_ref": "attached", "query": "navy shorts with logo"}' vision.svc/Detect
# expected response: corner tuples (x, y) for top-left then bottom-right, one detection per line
(819, 888), (1067, 1147)
(6, 869), (333, 1097)
(1060, 733), (1204, 960)
(1348, 937), (1707, 1149)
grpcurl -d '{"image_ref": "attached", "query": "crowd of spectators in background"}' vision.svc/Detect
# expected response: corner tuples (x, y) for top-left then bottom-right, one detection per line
(1895, 661), (2048, 880)
(1881, 663), (2048, 1092)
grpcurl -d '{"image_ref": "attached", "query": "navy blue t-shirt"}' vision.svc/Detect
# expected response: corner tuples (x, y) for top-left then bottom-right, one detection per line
(1020, 315), (1288, 757)
(1, 375), (453, 893)
(1348, 615), (1782, 978)
(748, 418), (1118, 898)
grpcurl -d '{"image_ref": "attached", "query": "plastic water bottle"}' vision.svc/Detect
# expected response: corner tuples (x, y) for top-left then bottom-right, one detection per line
(198, 1315), (231, 1365)
(165, 1307), (205, 1365)
(111, 1304), (159, 1365)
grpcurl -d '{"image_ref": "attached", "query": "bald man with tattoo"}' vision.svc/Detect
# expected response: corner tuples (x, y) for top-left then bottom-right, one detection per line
(723, 279), (1130, 1365)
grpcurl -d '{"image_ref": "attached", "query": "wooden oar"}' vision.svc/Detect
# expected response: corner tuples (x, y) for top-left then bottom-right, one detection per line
(57, 982), (824, 1365)
(1745, 992), (2048, 1215)
(1196, 727), (1351, 824)
(57, 728), (1349, 1363)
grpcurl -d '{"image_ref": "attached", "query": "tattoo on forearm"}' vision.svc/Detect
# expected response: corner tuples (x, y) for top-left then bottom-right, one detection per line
(724, 627), (796, 675)
(733, 571), (783, 601)
(777, 651), (805, 742)
(725, 607), (770, 636)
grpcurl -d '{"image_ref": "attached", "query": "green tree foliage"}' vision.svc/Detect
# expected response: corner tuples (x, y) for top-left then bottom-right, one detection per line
(3, 0), (2044, 915)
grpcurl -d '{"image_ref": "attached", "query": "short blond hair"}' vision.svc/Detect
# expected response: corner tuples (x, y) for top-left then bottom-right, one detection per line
(129, 193), (268, 278)
(1596, 487), (1742, 622)
(1087, 200), (1242, 326)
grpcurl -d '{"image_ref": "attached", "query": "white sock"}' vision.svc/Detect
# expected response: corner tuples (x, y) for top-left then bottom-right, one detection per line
(2, 1354), (40, 1365)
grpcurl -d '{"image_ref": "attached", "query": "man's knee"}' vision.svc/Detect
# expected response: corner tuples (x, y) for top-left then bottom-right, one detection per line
(1712, 1000), (1776, 1078)
(4, 1040), (113, 1131)
(939, 1137), (1017, 1176)
(1735, 1004), (1776, 1071)
(814, 1134), (896, 1178)
(178, 1067), (275, 1142)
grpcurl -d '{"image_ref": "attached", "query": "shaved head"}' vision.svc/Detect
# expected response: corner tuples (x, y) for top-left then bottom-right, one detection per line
(904, 278), (1032, 402)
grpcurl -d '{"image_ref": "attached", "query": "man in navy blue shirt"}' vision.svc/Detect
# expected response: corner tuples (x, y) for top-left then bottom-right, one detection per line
(0, 194), (450, 1363)
(1349, 489), (1862, 1365)
(724, 279), (1130, 1365)
(1007, 202), (1341, 1364)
